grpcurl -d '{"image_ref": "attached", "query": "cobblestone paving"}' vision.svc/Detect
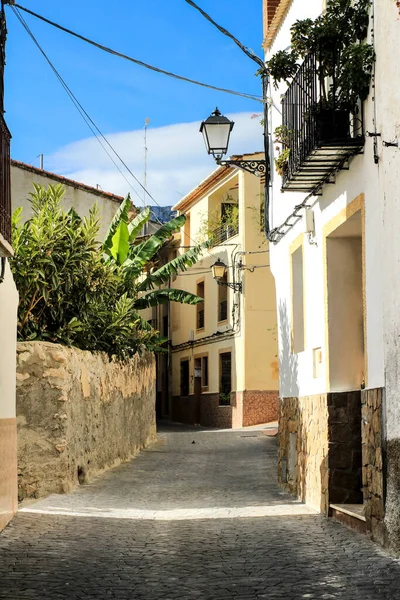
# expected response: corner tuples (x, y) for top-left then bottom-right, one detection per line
(1, 423), (400, 599)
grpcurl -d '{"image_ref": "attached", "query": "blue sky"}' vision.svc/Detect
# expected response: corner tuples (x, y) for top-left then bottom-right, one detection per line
(6, 0), (265, 205)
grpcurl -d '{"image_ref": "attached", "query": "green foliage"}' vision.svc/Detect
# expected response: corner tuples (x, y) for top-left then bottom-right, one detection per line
(267, 50), (299, 89)
(273, 126), (293, 146)
(266, 0), (374, 110)
(197, 196), (239, 244)
(10, 184), (206, 360)
(274, 149), (291, 176)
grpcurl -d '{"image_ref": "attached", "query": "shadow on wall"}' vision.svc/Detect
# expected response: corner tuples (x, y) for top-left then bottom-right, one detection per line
(278, 301), (299, 399)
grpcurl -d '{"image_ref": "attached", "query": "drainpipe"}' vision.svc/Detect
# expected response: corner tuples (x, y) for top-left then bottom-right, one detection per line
(0, 257), (6, 284)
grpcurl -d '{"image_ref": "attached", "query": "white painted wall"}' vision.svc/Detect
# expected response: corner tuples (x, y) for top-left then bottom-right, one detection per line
(375, 2), (400, 441)
(0, 261), (18, 419)
(267, 0), (385, 398)
(11, 164), (122, 241)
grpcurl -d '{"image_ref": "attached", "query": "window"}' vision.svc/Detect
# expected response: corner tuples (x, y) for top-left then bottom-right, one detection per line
(218, 275), (228, 322)
(291, 244), (305, 353)
(219, 352), (231, 405)
(196, 281), (205, 330)
(202, 356), (208, 388)
(180, 359), (190, 397)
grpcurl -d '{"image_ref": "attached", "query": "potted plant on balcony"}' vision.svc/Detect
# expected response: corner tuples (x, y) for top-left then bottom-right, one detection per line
(266, 0), (375, 144)
(273, 126), (292, 175)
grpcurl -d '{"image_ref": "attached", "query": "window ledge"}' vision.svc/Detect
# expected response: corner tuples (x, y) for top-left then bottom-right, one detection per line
(0, 234), (13, 258)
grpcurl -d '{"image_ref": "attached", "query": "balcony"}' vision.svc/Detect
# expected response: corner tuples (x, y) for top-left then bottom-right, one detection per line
(281, 52), (364, 193)
(209, 222), (239, 247)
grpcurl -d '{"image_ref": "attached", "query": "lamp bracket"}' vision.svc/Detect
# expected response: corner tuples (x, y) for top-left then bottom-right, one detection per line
(217, 280), (242, 292)
(216, 158), (267, 177)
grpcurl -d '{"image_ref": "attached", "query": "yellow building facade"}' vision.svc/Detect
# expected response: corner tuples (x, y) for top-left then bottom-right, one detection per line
(166, 155), (279, 428)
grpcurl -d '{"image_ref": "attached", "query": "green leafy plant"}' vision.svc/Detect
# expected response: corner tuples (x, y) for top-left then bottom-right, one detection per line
(10, 184), (206, 360)
(197, 195), (239, 244)
(275, 149), (291, 176)
(266, 0), (374, 111)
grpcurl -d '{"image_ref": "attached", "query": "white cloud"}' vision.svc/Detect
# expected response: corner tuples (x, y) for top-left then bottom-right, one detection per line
(47, 112), (264, 207)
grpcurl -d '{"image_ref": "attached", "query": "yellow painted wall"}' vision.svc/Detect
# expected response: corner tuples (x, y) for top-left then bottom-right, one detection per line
(170, 160), (279, 397)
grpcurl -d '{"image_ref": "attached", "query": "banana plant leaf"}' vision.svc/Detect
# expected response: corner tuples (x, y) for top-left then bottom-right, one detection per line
(128, 206), (151, 241)
(102, 195), (132, 254)
(134, 288), (203, 309)
(124, 214), (186, 278)
(110, 221), (129, 265)
(136, 243), (207, 292)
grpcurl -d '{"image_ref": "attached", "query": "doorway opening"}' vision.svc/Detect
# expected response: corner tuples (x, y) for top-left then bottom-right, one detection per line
(326, 209), (364, 513)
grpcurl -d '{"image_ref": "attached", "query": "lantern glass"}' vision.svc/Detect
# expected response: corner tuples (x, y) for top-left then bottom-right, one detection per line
(200, 108), (234, 158)
(211, 259), (227, 281)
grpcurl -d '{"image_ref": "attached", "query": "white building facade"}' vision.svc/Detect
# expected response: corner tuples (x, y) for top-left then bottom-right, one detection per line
(264, 0), (400, 551)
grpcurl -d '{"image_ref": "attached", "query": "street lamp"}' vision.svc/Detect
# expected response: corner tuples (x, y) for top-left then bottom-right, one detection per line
(211, 258), (242, 292)
(200, 107), (267, 177)
(200, 108), (234, 160)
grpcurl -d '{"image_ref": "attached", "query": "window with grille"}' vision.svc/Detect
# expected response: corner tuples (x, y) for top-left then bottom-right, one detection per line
(219, 352), (231, 405)
(196, 281), (205, 330)
(218, 275), (228, 322)
(180, 359), (190, 397)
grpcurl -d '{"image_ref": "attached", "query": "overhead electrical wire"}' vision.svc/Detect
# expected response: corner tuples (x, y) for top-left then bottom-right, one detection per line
(183, 0), (266, 70)
(12, 7), (167, 226)
(10, 6), (242, 257)
(11, 3), (263, 104)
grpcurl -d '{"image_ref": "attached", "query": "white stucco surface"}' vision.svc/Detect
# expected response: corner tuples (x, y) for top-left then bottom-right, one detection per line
(0, 261), (18, 419)
(267, 0), (385, 399)
(375, 2), (400, 440)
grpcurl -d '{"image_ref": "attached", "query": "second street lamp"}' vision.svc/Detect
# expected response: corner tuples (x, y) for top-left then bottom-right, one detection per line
(211, 259), (242, 292)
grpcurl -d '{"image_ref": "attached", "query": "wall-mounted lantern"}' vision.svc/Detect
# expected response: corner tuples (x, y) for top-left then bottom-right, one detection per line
(211, 258), (242, 292)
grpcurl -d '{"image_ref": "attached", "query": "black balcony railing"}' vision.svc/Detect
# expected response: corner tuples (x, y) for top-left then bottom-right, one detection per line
(0, 7), (11, 246)
(0, 114), (11, 244)
(281, 52), (365, 193)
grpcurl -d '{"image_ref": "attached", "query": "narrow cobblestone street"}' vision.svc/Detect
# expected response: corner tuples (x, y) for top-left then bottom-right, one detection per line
(1, 424), (400, 599)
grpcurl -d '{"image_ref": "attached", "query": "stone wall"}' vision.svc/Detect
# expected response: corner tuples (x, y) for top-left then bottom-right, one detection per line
(361, 388), (385, 545)
(278, 395), (329, 513)
(16, 342), (156, 501)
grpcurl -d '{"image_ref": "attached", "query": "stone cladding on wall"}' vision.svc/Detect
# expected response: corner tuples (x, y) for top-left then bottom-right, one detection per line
(16, 342), (156, 501)
(171, 391), (278, 429)
(0, 419), (17, 530)
(328, 391), (363, 504)
(361, 388), (385, 544)
(278, 395), (329, 513)
(279, 389), (386, 537)
(242, 391), (278, 427)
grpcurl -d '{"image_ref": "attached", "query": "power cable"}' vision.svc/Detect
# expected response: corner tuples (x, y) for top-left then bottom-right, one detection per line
(11, 3), (263, 104)
(183, 0), (265, 70)
(12, 7), (166, 225)
(11, 6), (230, 255)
